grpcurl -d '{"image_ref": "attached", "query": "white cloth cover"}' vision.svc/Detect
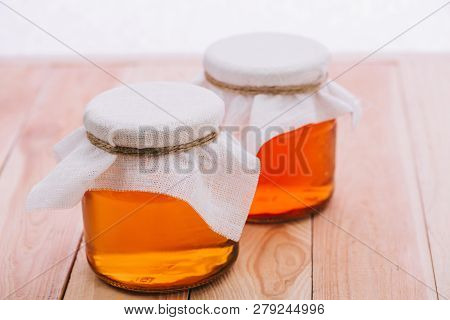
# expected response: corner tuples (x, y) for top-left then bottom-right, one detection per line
(27, 82), (260, 241)
(201, 33), (360, 154)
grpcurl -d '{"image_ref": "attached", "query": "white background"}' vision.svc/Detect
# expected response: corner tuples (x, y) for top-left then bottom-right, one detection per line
(0, 0), (449, 56)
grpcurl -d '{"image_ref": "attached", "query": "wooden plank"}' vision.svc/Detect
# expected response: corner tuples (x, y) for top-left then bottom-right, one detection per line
(190, 220), (312, 299)
(0, 65), (47, 169)
(312, 62), (437, 299)
(398, 55), (450, 299)
(0, 65), (124, 299)
(2, 56), (446, 300)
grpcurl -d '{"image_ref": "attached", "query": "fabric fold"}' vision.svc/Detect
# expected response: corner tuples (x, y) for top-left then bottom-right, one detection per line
(53, 127), (87, 161)
(201, 75), (361, 155)
(27, 131), (259, 242)
(27, 140), (117, 209)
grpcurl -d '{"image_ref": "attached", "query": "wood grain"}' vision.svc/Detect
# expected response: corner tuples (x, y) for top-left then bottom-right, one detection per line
(190, 220), (312, 299)
(0, 65), (122, 299)
(0, 56), (448, 299)
(398, 56), (450, 299)
(312, 62), (437, 299)
(0, 64), (47, 169)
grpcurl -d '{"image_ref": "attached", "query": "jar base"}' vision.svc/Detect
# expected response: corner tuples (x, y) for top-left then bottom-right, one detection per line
(247, 197), (330, 224)
(86, 243), (239, 293)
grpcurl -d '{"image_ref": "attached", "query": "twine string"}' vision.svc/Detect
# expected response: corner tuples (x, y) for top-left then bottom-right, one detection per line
(87, 131), (217, 156)
(204, 72), (326, 95)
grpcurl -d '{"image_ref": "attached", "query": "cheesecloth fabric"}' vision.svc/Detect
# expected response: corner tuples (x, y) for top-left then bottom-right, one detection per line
(199, 33), (361, 155)
(27, 82), (260, 241)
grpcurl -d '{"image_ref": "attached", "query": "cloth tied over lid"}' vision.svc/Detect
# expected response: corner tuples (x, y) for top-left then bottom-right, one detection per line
(27, 82), (260, 241)
(199, 32), (361, 154)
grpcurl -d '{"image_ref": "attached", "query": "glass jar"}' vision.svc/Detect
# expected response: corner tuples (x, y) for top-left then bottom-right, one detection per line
(248, 119), (336, 222)
(202, 33), (358, 223)
(82, 191), (238, 292)
(27, 82), (259, 292)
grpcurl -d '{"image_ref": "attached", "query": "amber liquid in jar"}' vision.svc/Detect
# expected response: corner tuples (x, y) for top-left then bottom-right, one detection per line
(82, 191), (238, 292)
(248, 119), (336, 222)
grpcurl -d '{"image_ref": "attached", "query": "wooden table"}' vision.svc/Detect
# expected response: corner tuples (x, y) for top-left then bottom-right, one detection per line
(0, 55), (449, 300)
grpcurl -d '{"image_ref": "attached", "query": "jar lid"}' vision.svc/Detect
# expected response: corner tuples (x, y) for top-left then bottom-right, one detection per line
(204, 33), (330, 88)
(83, 82), (224, 150)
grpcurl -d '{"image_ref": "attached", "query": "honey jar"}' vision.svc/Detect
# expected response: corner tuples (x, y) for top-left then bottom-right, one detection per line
(82, 191), (238, 291)
(201, 33), (359, 222)
(27, 82), (259, 291)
